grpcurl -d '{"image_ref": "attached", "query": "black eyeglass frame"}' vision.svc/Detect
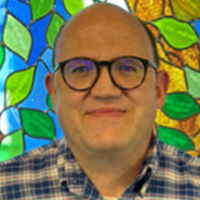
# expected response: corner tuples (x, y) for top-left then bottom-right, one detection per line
(54, 56), (158, 91)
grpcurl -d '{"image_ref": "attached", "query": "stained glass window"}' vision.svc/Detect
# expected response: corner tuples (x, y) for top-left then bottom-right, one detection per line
(0, 0), (200, 162)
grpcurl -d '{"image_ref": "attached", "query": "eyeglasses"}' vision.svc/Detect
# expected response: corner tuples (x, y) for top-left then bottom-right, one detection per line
(54, 56), (157, 91)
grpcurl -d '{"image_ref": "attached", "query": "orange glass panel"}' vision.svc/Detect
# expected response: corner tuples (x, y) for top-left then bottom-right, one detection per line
(156, 110), (200, 137)
(176, 115), (200, 137)
(146, 23), (160, 38)
(167, 53), (183, 68)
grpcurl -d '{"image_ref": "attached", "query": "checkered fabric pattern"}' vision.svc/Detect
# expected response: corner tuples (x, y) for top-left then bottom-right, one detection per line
(0, 132), (200, 200)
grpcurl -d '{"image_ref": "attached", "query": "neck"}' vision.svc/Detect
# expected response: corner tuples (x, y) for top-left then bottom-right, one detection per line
(68, 136), (152, 198)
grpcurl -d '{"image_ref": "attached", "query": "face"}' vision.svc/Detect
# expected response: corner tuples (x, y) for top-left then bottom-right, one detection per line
(46, 5), (168, 154)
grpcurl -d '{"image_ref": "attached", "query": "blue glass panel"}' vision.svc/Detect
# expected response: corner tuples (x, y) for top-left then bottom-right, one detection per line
(194, 20), (200, 37)
(0, 107), (21, 135)
(48, 111), (64, 139)
(54, 0), (71, 21)
(28, 14), (51, 66)
(0, 0), (6, 40)
(0, 92), (4, 114)
(0, 48), (26, 112)
(24, 134), (51, 152)
(7, 0), (31, 26)
(19, 61), (48, 110)
(40, 48), (54, 72)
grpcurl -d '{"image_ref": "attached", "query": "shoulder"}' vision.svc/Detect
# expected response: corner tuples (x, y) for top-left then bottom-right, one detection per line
(0, 138), (64, 177)
(159, 141), (200, 167)
(158, 141), (200, 185)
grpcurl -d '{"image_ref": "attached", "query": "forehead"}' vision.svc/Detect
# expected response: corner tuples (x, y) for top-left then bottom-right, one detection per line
(54, 4), (154, 63)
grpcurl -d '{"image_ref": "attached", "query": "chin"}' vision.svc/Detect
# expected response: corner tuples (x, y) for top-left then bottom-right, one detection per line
(84, 131), (131, 152)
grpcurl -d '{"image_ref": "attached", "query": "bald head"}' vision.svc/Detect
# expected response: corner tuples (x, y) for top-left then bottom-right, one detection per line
(54, 3), (158, 66)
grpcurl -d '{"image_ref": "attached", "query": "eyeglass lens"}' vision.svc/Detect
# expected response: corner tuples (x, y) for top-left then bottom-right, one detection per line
(63, 57), (145, 90)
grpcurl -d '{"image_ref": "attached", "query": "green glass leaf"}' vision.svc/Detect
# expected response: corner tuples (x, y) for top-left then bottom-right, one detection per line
(63, 0), (93, 15)
(5, 67), (35, 107)
(20, 109), (55, 140)
(0, 130), (24, 162)
(63, 0), (84, 15)
(30, 0), (55, 21)
(153, 17), (198, 49)
(162, 93), (200, 119)
(185, 66), (200, 98)
(3, 14), (32, 60)
(0, 44), (4, 69)
(158, 126), (194, 151)
(47, 94), (54, 111)
(46, 14), (65, 48)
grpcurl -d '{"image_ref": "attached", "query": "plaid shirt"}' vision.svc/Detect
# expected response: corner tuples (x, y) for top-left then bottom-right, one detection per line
(0, 133), (200, 200)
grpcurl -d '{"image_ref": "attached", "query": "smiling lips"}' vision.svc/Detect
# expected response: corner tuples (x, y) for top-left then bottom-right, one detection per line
(86, 108), (126, 117)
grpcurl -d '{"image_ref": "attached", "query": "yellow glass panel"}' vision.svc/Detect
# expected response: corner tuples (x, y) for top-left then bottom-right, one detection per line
(192, 133), (200, 151)
(161, 39), (199, 71)
(185, 150), (199, 157)
(135, 0), (163, 21)
(159, 60), (187, 93)
(126, 0), (137, 12)
(163, 0), (173, 16)
(156, 42), (170, 63)
(155, 109), (177, 128)
(181, 44), (200, 71)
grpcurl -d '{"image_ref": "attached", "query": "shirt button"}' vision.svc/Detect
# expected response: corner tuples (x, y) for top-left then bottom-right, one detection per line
(61, 180), (67, 188)
(140, 187), (147, 195)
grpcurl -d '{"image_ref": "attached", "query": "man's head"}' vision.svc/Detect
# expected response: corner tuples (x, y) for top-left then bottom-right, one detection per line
(45, 3), (169, 154)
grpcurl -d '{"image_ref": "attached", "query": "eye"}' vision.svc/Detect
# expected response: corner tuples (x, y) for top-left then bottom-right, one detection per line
(65, 59), (95, 76)
(120, 65), (138, 72)
(113, 58), (144, 74)
(70, 65), (88, 74)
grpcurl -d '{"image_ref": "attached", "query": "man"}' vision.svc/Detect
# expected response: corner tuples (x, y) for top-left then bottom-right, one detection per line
(0, 3), (200, 200)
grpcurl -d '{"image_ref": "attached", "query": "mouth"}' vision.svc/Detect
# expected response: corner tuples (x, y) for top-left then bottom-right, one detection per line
(86, 108), (126, 117)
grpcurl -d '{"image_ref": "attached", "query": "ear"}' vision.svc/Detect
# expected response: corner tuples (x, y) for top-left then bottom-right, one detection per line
(45, 73), (56, 109)
(156, 70), (169, 109)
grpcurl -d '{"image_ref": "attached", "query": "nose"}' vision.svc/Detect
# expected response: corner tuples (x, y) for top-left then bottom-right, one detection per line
(90, 66), (122, 99)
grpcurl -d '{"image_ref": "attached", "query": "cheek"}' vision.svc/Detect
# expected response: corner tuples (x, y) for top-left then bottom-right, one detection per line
(126, 81), (158, 119)
(128, 87), (157, 106)
(137, 72), (158, 108)
(54, 91), (79, 137)
(54, 87), (87, 127)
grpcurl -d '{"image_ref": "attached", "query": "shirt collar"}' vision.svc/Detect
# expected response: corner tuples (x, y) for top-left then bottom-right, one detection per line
(121, 130), (160, 198)
(56, 130), (160, 198)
